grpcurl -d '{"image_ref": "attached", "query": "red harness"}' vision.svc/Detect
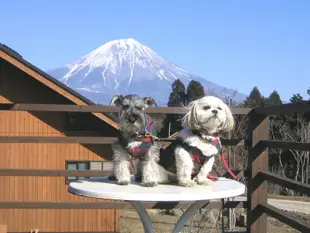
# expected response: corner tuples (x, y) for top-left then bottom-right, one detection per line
(127, 120), (158, 169)
(173, 132), (237, 181)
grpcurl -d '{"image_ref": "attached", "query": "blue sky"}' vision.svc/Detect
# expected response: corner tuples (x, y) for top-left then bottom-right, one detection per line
(1, 0), (310, 101)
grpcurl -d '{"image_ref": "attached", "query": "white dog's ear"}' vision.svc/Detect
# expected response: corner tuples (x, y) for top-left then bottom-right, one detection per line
(182, 100), (199, 129)
(110, 95), (124, 106)
(143, 97), (158, 108)
(221, 103), (235, 132)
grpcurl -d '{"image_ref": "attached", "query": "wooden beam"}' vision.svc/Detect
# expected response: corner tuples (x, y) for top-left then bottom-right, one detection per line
(0, 225), (7, 233)
(9, 232), (117, 233)
(0, 168), (247, 178)
(262, 140), (310, 151)
(0, 103), (251, 115)
(0, 136), (244, 146)
(259, 171), (310, 195)
(246, 112), (269, 233)
(259, 203), (310, 233)
(0, 200), (246, 209)
(254, 102), (310, 115)
(0, 136), (117, 144)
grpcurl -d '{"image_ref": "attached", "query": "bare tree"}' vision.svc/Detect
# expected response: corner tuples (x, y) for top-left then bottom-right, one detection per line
(269, 117), (287, 178)
(230, 115), (248, 170)
(270, 116), (310, 185)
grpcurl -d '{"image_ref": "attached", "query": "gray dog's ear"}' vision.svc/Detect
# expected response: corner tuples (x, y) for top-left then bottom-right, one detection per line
(143, 97), (158, 108)
(110, 95), (124, 106)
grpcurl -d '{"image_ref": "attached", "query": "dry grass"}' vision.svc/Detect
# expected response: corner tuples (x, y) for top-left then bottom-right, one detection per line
(268, 194), (310, 202)
(119, 194), (310, 233)
(120, 208), (310, 233)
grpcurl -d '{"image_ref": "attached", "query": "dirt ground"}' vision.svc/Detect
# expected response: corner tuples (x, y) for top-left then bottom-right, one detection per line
(120, 208), (310, 233)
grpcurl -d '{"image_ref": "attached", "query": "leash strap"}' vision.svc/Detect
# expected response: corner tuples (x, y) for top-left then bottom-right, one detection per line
(201, 135), (237, 181)
(220, 151), (237, 180)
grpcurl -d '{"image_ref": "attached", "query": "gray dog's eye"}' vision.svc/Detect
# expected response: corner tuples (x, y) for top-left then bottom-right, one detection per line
(136, 106), (143, 110)
(203, 106), (210, 110)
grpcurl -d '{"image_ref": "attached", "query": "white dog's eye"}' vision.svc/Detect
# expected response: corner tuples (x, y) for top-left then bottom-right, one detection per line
(218, 107), (222, 110)
(203, 106), (210, 110)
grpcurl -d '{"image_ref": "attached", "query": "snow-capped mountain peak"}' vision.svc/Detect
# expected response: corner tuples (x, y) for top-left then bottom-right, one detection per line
(48, 38), (246, 106)
(69, 38), (162, 69)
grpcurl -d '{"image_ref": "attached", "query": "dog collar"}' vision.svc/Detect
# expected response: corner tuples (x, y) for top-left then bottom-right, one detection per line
(134, 119), (159, 141)
(201, 137), (222, 153)
(191, 129), (220, 138)
(123, 118), (159, 160)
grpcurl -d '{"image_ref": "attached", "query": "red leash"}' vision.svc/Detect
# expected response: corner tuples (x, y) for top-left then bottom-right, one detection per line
(219, 152), (237, 180)
(208, 135), (237, 181)
(207, 152), (237, 181)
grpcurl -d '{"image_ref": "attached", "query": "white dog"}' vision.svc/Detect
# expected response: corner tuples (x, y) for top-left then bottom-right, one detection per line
(158, 96), (235, 187)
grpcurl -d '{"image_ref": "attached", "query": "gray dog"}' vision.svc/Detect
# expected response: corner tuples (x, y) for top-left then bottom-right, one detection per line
(110, 94), (165, 187)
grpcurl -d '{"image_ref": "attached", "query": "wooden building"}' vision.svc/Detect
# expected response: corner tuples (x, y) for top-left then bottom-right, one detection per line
(0, 44), (120, 232)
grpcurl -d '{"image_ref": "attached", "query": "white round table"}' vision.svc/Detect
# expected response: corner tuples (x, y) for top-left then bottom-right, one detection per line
(68, 176), (245, 233)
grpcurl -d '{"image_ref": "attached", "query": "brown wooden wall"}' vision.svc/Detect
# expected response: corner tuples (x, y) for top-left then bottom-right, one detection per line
(0, 59), (120, 232)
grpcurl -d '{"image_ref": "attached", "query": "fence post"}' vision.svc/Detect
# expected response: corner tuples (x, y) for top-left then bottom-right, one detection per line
(247, 111), (269, 233)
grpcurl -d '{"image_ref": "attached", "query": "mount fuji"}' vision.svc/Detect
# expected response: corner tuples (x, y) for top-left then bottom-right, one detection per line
(47, 38), (246, 106)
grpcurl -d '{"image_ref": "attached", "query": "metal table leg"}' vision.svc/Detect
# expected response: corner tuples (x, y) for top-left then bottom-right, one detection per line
(131, 200), (209, 233)
(131, 201), (155, 233)
(171, 200), (210, 233)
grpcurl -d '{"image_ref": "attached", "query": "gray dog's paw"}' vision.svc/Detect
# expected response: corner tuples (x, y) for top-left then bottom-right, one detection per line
(117, 180), (131, 185)
(142, 182), (158, 187)
(108, 175), (117, 181)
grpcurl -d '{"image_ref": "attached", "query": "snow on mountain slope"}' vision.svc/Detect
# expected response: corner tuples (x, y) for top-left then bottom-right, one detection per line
(48, 38), (246, 106)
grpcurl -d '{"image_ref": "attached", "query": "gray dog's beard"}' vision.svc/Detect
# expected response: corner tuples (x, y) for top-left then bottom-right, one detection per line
(119, 115), (146, 138)
(119, 125), (139, 138)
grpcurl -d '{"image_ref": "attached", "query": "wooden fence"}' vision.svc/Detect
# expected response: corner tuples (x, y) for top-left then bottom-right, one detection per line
(0, 102), (310, 233)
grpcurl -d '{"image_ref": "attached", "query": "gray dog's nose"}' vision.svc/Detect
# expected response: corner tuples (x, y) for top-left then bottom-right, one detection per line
(212, 109), (218, 114)
(128, 115), (137, 123)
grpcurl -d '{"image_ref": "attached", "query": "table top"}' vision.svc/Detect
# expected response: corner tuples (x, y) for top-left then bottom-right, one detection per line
(68, 176), (245, 202)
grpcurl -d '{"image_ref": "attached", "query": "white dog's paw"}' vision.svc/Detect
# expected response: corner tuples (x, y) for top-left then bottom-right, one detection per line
(194, 177), (213, 186)
(117, 179), (131, 185)
(141, 176), (159, 187)
(179, 179), (197, 187)
(142, 181), (158, 187)
(158, 179), (171, 184)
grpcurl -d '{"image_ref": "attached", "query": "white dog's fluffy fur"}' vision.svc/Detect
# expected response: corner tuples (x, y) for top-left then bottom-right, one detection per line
(157, 95), (235, 187)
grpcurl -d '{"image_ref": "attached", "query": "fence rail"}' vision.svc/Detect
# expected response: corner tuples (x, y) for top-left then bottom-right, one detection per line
(0, 136), (245, 146)
(259, 204), (310, 233)
(1, 102), (310, 233)
(259, 171), (310, 196)
(0, 103), (251, 115)
(5, 136), (310, 150)
(0, 168), (247, 178)
(254, 101), (310, 115)
(262, 140), (310, 150)
(0, 200), (246, 210)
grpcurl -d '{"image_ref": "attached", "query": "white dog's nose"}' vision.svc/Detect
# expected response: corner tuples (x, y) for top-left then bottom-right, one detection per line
(212, 109), (218, 114)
